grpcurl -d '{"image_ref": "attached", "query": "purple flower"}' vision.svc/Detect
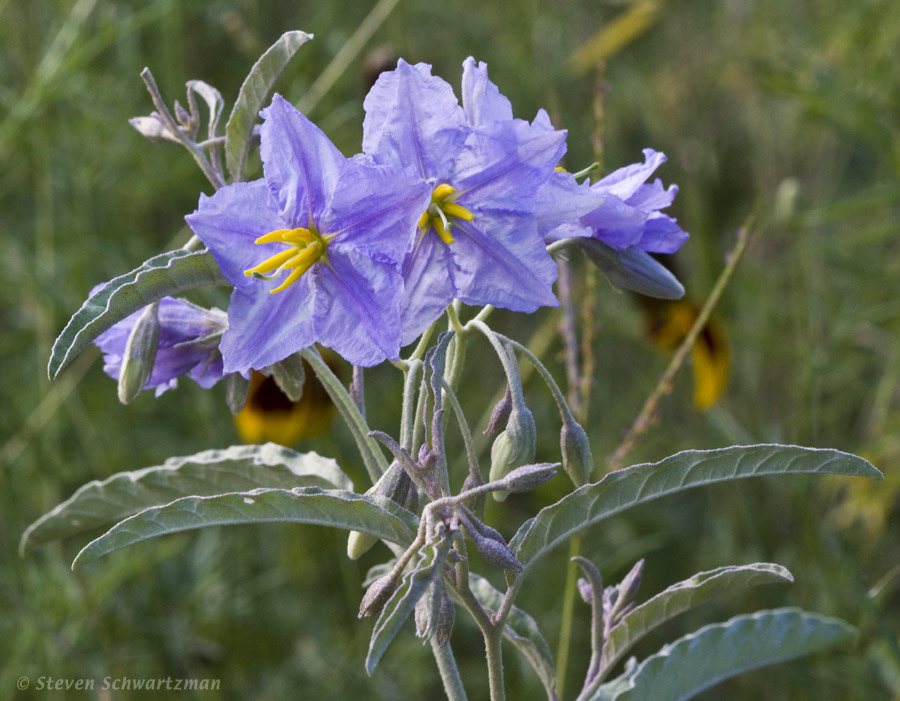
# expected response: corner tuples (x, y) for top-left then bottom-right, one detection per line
(539, 149), (688, 254)
(362, 58), (567, 345)
(186, 95), (431, 373)
(94, 297), (226, 396)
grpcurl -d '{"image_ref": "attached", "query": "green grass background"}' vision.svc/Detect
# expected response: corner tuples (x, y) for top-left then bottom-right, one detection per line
(2, 0), (900, 698)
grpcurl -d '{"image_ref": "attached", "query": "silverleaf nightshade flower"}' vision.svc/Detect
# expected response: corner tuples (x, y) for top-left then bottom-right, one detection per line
(94, 296), (227, 396)
(185, 95), (431, 373)
(361, 58), (568, 345)
(538, 148), (688, 254)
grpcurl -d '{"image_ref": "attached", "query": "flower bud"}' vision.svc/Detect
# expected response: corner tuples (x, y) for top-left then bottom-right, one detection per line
(561, 418), (594, 487)
(117, 302), (161, 404)
(347, 461), (418, 560)
(498, 463), (559, 494)
(358, 573), (399, 618)
(488, 405), (536, 501)
(434, 588), (455, 648)
(484, 385), (512, 438)
(470, 530), (523, 573)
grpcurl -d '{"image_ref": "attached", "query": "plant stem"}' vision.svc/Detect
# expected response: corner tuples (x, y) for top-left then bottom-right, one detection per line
(555, 535), (582, 699)
(432, 638), (468, 701)
(300, 346), (387, 483)
(484, 630), (506, 701)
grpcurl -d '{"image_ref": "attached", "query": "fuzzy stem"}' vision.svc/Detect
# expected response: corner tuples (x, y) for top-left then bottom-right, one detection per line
(484, 630), (506, 701)
(300, 347), (387, 483)
(432, 637), (468, 701)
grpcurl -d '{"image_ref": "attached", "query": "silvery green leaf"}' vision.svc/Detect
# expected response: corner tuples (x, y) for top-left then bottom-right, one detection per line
(225, 30), (314, 182)
(48, 250), (228, 379)
(186, 79), (224, 139)
(511, 445), (881, 577)
(468, 574), (556, 700)
(365, 532), (452, 674)
(71, 487), (418, 569)
(592, 563), (793, 693)
(577, 238), (684, 299)
(590, 608), (855, 701)
(129, 114), (180, 143)
(22, 444), (352, 552)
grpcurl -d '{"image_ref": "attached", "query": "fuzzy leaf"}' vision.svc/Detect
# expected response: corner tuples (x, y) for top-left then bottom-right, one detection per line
(469, 574), (556, 700)
(48, 249), (228, 379)
(512, 445), (881, 576)
(72, 487), (418, 568)
(366, 533), (452, 674)
(591, 608), (856, 701)
(224, 30), (314, 182)
(599, 563), (794, 683)
(22, 444), (352, 552)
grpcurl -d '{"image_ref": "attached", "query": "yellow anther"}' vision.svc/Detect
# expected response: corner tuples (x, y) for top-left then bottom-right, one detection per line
(244, 247), (298, 277)
(417, 211), (431, 230)
(442, 202), (474, 221)
(432, 184), (456, 200)
(433, 217), (454, 245)
(554, 166), (568, 173)
(245, 226), (326, 294)
(268, 243), (321, 294)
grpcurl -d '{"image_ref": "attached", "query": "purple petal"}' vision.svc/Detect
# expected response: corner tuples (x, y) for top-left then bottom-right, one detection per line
(535, 170), (607, 237)
(450, 213), (558, 312)
(185, 180), (285, 288)
(580, 195), (647, 250)
(451, 117), (567, 211)
(460, 57), (513, 127)
(260, 94), (347, 227)
(218, 276), (317, 376)
(362, 59), (467, 179)
(312, 247), (403, 366)
(595, 148), (667, 201)
(399, 234), (457, 346)
(325, 161), (430, 262)
(636, 214), (689, 254)
(627, 180), (678, 211)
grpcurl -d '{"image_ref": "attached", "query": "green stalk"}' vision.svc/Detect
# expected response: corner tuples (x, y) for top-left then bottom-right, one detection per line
(300, 347), (387, 483)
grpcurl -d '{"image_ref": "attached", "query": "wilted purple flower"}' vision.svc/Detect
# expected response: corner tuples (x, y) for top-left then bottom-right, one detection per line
(538, 149), (688, 254)
(186, 95), (430, 373)
(362, 58), (567, 344)
(94, 297), (226, 396)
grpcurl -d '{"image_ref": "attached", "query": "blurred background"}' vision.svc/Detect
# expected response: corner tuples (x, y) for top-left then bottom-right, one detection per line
(2, 0), (900, 698)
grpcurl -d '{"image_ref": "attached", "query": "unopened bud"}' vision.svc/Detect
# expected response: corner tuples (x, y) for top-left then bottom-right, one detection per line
(498, 462), (559, 494)
(434, 589), (455, 648)
(348, 462), (418, 560)
(614, 559), (645, 614)
(484, 385), (512, 438)
(358, 573), (399, 618)
(117, 302), (161, 404)
(174, 99), (192, 128)
(577, 577), (593, 604)
(561, 419), (594, 486)
(471, 531), (523, 573)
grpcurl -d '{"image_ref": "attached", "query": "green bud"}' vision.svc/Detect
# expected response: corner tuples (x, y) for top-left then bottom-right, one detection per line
(488, 405), (536, 501)
(561, 418), (594, 486)
(499, 462), (559, 494)
(117, 302), (161, 404)
(347, 530), (380, 561)
(358, 573), (398, 618)
(347, 462), (418, 560)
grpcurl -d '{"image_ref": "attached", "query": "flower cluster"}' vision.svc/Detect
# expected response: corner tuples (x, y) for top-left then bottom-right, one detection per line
(95, 57), (687, 395)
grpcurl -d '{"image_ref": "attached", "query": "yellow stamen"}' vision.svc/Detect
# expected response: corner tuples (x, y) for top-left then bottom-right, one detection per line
(442, 202), (474, 221)
(433, 216), (454, 245)
(433, 184), (456, 200)
(417, 211), (430, 230)
(268, 243), (321, 294)
(244, 247), (297, 278)
(245, 226), (326, 294)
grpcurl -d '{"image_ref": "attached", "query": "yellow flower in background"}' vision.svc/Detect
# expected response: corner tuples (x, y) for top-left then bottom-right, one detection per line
(234, 357), (337, 446)
(643, 299), (730, 410)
